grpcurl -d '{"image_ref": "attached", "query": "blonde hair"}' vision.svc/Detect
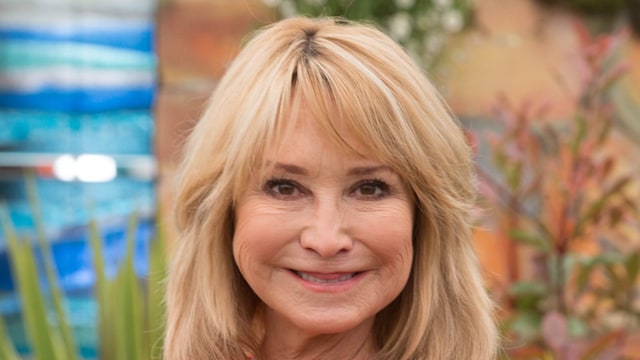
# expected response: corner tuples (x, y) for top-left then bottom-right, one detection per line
(165, 17), (497, 360)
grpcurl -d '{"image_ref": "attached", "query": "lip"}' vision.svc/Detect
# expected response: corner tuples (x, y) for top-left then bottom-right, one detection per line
(288, 269), (366, 293)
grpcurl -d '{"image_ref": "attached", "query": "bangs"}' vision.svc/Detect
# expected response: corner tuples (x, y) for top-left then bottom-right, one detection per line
(290, 39), (421, 179)
(250, 66), (409, 185)
(226, 17), (432, 202)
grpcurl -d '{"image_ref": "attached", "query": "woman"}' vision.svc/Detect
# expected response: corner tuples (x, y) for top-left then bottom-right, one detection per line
(165, 17), (497, 360)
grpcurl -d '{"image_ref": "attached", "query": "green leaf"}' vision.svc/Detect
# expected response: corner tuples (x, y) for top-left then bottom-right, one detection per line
(91, 211), (165, 360)
(509, 281), (549, 297)
(570, 114), (587, 156)
(146, 216), (167, 360)
(24, 174), (78, 360)
(566, 315), (588, 338)
(508, 281), (549, 310)
(603, 262), (623, 292)
(578, 177), (632, 230)
(88, 219), (115, 360)
(0, 204), (66, 360)
(114, 214), (144, 360)
(557, 253), (578, 287)
(506, 163), (523, 190)
(0, 313), (20, 360)
(508, 229), (550, 251)
(576, 261), (594, 293)
(506, 311), (542, 342)
(624, 251), (640, 286)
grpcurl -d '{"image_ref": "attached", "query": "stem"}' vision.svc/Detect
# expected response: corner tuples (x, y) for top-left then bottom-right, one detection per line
(476, 165), (554, 241)
(554, 249), (567, 314)
(506, 195), (520, 283)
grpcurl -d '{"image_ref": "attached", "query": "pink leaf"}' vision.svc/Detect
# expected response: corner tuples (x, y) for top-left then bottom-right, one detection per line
(542, 311), (569, 354)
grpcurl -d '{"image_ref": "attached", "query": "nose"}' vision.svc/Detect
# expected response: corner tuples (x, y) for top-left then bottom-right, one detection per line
(299, 197), (352, 257)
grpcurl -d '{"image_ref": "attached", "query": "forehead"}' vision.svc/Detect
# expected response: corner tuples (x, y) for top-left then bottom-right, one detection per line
(252, 103), (386, 180)
(279, 100), (374, 158)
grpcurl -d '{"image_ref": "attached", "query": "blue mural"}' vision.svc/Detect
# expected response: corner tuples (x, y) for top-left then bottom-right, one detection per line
(0, 1), (158, 357)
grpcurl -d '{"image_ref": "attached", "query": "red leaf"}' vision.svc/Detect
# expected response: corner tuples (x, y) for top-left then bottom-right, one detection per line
(573, 20), (593, 48)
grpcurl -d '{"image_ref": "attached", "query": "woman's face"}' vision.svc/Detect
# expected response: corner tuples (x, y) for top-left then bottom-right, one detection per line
(233, 109), (414, 337)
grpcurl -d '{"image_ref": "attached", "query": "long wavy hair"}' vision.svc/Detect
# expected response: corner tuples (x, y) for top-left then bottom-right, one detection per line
(165, 17), (497, 360)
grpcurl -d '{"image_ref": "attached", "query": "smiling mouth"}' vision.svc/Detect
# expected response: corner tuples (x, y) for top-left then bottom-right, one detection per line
(293, 271), (360, 284)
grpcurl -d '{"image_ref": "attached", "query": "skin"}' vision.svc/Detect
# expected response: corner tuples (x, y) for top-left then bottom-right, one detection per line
(232, 107), (415, 360)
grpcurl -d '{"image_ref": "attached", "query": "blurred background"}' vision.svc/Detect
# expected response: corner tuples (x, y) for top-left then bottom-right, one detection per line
(0, 0), (639, 359)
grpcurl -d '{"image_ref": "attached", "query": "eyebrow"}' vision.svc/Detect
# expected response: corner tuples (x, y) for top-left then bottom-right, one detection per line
(270, 162), (394, 176)
(272, 162), (309, 175)
(347, 165), (394, 176)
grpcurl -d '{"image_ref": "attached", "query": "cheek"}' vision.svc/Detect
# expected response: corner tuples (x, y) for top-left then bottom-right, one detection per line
(352, 202), (414, 270)
(233, 208), (268, 277)
(232, 202), (298, 277)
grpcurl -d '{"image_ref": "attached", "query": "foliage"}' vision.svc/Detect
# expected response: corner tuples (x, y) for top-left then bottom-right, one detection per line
(260, 0), (474, 68)
(535, 0), (628, 16)
(477, 22), (640, 359)
(0, 309), (19, 360)
(0, 175), (166, 360)
(632, 0), (640, 37)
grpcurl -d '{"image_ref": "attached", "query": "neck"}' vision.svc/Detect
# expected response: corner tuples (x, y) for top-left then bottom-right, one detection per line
(258, 315), (376, 360)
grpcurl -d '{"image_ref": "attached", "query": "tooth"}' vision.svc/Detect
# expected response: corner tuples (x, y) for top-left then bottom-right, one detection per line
(296, 272), (354, 283)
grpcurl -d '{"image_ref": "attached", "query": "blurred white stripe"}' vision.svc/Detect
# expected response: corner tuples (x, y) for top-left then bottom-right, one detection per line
(0, 0), (157, 15)
(0, 8), (154, 30)
(0, 67), (156, 91)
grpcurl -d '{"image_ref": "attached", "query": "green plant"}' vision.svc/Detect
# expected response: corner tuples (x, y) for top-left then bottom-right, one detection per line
(0, 306), (19, 360)
(0, 175), (166, 360)
(0, 186), (77, 360)
(260, 0), (473, 67)
(476, 23), (640, 359)
(535, 0), (627, 16)
(89, 214), (166, 360)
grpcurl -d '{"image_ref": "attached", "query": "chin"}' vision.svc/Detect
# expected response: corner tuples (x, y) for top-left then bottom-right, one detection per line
(290, 312), (374, 336)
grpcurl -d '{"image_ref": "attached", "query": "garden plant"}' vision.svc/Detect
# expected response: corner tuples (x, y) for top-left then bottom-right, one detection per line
(476, 23), (640, 359)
